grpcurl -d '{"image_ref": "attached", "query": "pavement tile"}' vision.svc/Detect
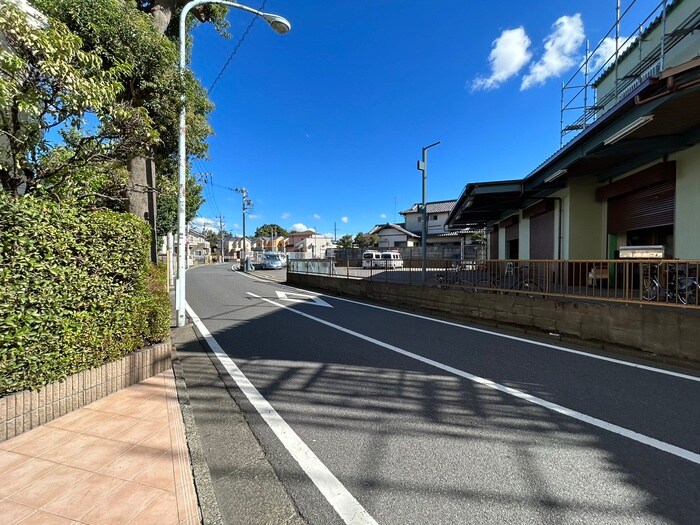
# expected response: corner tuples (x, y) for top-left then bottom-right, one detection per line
(127, 491), (179, 525)
(9, 464), (91, 508)
(0, 450), (30, 475)
(0, 456), (59, 499)
(45, 408), (113, 433)
(6, 427), (75, 457)
(0, 499), (36, 524)
(112, 418), (167, 445)
(80, 481), (165, 525)
(132, 450), (176, 490)
(98, 444), (164, 480)
(16, 510), (75, 524)
(41, 472), (125, 521)
(82, 414), (141, 439)
(137, 425), (173, 452)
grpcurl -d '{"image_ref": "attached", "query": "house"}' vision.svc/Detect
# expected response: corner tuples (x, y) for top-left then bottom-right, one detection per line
(368, 223), (419, 248)
(447, 0), (700, 262)
(400, 200), (479, 257)
(186, 229), (210, 266)
(222, 236), (252, 259)
(286, 230), (335, 258)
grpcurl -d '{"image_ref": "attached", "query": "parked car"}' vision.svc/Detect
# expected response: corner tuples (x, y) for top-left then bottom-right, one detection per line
(378, 251), (403, 269)
(362, 250), (382, 268)
(261, 252), (287, 270)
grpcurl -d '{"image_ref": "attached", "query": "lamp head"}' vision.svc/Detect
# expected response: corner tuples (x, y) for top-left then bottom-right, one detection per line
(262, 13), (291, 34)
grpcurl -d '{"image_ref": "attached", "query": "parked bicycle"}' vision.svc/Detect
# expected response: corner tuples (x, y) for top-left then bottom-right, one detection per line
(642, 262), (698, 305)
(430, 262), (474, 291)
(473, 262), (543, 296)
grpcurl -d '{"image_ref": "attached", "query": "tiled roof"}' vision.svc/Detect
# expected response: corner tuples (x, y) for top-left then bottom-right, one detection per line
(369, 223), (420, 238)
(400, 200), (457, 215)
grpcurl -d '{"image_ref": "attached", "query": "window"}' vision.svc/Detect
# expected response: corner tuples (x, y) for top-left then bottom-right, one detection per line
(430, 215), (438, 221)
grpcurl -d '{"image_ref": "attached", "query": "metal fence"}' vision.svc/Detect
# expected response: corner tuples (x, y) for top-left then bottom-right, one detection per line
(288, 258), (700, 308)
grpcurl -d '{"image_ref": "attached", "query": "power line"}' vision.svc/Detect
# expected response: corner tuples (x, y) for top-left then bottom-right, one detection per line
(207, 0), (268, 95)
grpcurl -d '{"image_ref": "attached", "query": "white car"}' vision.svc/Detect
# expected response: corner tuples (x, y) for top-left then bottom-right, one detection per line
(261, 253), (287, 270)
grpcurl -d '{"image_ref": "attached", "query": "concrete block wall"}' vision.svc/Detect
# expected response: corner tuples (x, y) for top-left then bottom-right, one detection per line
(0, 342), (171, 442)
(287, 274), (700, 364)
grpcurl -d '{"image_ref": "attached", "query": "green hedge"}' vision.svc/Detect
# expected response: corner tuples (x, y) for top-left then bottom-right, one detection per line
(0, 193), (171, 395)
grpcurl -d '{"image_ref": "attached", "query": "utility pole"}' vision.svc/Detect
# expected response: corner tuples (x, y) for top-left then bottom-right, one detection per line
(218, 215), (225, 262)
(235, 188), (251, 271)
(417, 141), (440, 283)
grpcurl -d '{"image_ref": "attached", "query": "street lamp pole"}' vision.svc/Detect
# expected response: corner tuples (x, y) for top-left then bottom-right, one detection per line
(176, 1), (290, 327)
(417, 141), (440, 283)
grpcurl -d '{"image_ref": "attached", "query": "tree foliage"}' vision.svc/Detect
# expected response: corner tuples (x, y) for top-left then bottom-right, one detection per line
(0, 3), (157, 198)
(354, 233), (378, 249)
(255, 224), (289, 238)
(337, 234), (354, 248)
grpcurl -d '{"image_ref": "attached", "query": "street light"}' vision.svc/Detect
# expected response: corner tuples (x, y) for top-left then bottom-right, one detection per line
(176, 1), (291, 327)
(235, 187), (252, 272)
(417, 141), (440, 283)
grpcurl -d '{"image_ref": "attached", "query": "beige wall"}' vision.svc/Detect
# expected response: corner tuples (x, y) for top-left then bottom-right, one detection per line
(566, 179), (605, 258)
(672, 144), (700, 259)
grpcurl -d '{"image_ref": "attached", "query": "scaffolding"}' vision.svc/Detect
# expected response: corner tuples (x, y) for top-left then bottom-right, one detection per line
(559, 0), (700, 146)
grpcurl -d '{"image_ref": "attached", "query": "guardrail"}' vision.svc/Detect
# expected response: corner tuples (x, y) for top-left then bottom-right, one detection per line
(288, 258), (700, 308)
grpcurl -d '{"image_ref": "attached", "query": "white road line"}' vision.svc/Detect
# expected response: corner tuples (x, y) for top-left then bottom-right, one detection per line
(246, 292), (700, 465)
(284, 289), (700, 383)
(185, 302), (378, 525)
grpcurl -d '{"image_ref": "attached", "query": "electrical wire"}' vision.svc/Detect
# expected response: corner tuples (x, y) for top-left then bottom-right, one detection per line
(207, 0), (268, 95)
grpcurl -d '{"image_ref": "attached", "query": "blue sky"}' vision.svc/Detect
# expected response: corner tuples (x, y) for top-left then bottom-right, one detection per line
(188, 0), (661, 238)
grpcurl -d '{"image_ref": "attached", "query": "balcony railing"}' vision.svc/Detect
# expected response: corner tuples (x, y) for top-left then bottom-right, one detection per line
(288, 258), (700, 308)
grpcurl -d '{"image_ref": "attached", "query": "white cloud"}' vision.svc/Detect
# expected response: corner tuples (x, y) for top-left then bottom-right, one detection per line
(281, 212), (291, 220)
(290, 223), (315, 232)
(248, 214), (261, 220)
(313, 213), (321, 220)
(472, 27), (532, 91)
(190, 217), (216, 231)
(587, 36), (633, 74)
(380, 213), (387, 219)
(521, 14), (585, 90)
(341, 216), (349, 224)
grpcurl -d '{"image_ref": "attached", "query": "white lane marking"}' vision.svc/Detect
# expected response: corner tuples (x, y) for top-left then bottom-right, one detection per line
(275, 290), (332, 308)
(185, 302), (378, 525)
(307, 293), (700, 383)
(246, 292), (700, 465)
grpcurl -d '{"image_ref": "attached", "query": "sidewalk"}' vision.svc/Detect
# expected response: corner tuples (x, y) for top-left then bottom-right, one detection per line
(0, 370), (199, 525)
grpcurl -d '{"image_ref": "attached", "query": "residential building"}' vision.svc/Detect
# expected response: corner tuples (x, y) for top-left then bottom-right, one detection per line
(286, 230), (335, 258)
(400, 200), (478, 257)
(368, 223), (419, 248)
(447, 0), (700, 262)
(186, 229), (210, 266)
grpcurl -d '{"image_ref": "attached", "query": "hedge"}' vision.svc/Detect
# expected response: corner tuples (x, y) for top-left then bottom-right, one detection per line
(0, 192), (171, 395)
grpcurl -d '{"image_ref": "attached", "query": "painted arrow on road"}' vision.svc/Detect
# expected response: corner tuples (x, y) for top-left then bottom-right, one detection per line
(274, 291), (333, 308)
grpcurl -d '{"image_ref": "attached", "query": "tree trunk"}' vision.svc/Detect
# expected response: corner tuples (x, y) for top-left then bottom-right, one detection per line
(150, 0), (178, 35)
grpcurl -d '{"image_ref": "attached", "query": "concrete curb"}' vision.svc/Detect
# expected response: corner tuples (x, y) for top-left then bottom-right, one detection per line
(171, 332), (224, 525)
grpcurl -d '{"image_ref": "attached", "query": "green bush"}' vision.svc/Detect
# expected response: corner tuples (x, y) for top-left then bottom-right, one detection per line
(0, 193), (170, 395)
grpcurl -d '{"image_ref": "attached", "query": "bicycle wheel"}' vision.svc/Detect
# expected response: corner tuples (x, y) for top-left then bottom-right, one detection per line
(642, 278), (658, 301)
(474, 279), (494, 293)
(455, 279), (475, 292)
(431, 275), (446, 289)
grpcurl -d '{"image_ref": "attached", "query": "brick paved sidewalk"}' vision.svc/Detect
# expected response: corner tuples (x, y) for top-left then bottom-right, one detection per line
(0, 370), (199, 525)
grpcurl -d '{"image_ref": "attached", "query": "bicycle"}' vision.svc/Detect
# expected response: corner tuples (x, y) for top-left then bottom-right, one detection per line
(473, 263), (543, 297)
(642, 262), (698, 305)
(431, 262), (474, 291)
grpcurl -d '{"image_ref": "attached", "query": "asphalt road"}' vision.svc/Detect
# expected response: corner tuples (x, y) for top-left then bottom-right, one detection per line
(183, 263), (700, 525)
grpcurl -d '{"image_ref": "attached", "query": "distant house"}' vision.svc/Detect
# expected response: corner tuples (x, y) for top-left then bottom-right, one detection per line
(186, 229), (210, 266)
(222, 236), (252, 259)
(286, 230), (335, 258)
(368, 223), (419, 248)
(399, 200), (477, 255)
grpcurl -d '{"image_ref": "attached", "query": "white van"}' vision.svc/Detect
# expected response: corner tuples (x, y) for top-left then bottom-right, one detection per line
(379, 251), (403, 269)
(362, 250), (382, 268)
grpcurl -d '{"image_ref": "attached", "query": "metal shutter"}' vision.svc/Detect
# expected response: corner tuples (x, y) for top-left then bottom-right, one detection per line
(530, 210), (555, 259)
(607, 180), (675, 233)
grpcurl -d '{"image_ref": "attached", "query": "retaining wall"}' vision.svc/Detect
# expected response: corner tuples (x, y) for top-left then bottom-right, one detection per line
(0, 342), (172, 442)
(287, 274), (700, 365)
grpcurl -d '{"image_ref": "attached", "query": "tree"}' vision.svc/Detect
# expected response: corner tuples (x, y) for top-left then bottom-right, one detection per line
(337, 234), (354, 248)
(0, 3), (157, 199)
(33, 0), (215, 223)
(354, 233), (378, 250)
(255, 224), (289, 239)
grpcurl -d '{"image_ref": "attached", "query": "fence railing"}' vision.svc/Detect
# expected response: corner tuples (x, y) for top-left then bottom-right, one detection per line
(288, 258), (700, 308)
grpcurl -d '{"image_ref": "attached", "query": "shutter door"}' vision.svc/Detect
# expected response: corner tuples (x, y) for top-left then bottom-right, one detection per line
(608, 180), (675, 232)
(530, 210), (555, 259)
